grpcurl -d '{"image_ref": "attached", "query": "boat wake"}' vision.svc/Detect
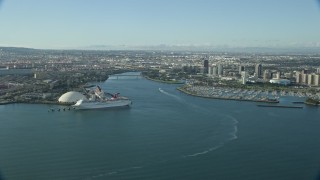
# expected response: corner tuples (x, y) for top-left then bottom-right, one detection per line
(159, 88), (183, 102)
(159, 88), (239, 158)
(184, 144), (224, 157)
(184, 115), (238, 158)
(88, 114), (239, 179)
(90, 166), (144, 179)
(225, 115), (239, 141)
(158, 88), (216, 114)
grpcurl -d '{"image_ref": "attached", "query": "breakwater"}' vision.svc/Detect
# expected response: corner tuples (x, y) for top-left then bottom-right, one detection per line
(257, 104), (303, 109)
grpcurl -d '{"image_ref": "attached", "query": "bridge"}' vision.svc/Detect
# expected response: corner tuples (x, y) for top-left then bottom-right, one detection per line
(109, 73), (143, 79)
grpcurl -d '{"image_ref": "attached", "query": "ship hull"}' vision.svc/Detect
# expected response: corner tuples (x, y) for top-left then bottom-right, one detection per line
(72, 99), (132, 110)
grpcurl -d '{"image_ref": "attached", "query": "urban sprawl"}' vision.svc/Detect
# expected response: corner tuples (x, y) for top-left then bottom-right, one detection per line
(0, 47), (320, 105)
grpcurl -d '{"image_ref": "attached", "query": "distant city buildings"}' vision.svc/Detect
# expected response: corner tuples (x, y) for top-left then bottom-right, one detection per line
(241, 71), (248, 84)
(295, 70), (320, 86)
(255, 64), (262, 78)
(208, 66), (213, 76)
(295, 72), (301, 84)
(263, 70), (271, 81)
(218, 64), (223, 76)
(239, 65), (245, 74)
(204, 60), (320, 87)
(212, 66), (217, 76)
(284, 72), (292, 79)
(208, 65), (218, 77)
(203, 59), (209, 74)
(315, 74), (320, 86)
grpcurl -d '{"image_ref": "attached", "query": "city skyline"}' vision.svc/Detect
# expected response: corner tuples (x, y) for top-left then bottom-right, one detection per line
(0, 0), (320, 49)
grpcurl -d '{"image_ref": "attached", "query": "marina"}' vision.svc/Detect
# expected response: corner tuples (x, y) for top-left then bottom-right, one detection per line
(178, 85), (320, 103)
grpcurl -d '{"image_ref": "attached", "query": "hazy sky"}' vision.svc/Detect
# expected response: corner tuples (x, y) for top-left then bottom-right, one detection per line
(0, 0), (320, 49)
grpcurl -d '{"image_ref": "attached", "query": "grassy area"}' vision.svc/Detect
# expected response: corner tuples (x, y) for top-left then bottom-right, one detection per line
(144, 76), (185, 84)
(305, 98), (320, 106)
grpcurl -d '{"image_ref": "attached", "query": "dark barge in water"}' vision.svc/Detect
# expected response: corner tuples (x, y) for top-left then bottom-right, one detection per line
(257, 104), (303, 109)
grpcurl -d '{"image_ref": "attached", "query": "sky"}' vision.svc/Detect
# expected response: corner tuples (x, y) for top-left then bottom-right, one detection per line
(0, 0), (320, 49)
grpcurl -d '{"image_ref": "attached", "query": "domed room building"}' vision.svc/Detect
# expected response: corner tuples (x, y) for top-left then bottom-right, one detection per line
(58, 91), (87, 104)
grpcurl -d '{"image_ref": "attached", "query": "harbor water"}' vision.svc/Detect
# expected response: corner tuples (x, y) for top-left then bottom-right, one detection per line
(1, 72), (320, 180)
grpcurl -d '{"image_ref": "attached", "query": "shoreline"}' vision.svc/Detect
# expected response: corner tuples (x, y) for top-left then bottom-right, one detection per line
(0, 100), (74, 106)
(304, 102), (320, 106)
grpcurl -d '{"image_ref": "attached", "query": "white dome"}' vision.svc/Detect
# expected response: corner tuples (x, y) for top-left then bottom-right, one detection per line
(58, 91), (87, 103)
(269, 79), (291, 85)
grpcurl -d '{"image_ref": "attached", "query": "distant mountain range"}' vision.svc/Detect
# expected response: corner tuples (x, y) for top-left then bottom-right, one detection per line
(79, 44), (320, 53)
(1, 45), (319, 54)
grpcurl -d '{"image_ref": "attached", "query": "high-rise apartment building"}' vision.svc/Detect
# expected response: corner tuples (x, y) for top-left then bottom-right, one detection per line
(239, 65), (245, 74)
(255, 64), (262, 78)
(218, 64), (223, 76)
(203, 59), (209, 74)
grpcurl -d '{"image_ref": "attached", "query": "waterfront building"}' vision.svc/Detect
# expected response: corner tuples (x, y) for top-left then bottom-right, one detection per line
(263, 70), (271, 81)
(296, 72), (301, 84)
(212, 66), (217, 77)
(58, 91), (87, 103)
(208, 66), (213, 76)
(313, 74), (320, 86)
(276, 71), (281, 79)
(317, 67), (320, 74)
(270, 72), (277, 79)
(302, 73), (308, 84)
(242, 76), (246, 84)
(285, 72), (292, 79)
(269, 78), (291, 85)
(307, 74), (314, 86)
(203, 59), (209, 74)
(199, 67), (205, 74)
(241, 71), (248, 78)
(241, 71), (248, 85)
(239, 65), (245, 74)
(218, 64), (223, 76)
(314, 74), (320, 86)
(255, 64), (262, 78)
